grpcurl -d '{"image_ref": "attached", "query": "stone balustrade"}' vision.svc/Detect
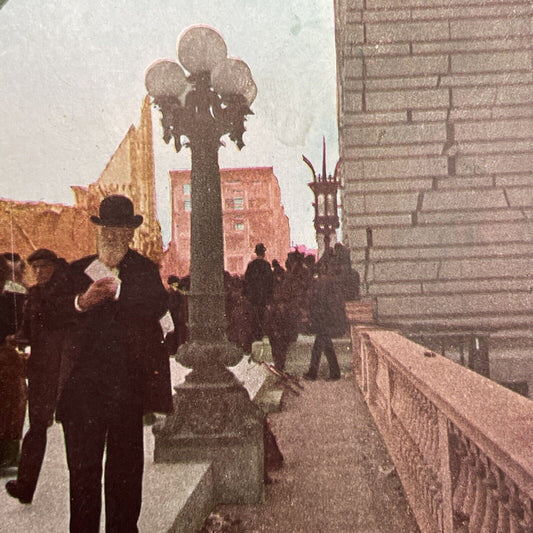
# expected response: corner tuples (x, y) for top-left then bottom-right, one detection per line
(348, 304), (533, 533)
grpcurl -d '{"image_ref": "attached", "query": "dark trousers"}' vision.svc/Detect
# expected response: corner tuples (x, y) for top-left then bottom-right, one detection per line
(61, 399), (144, 533)
(16, 379), (57, 497)
(309, 333), (341, 378)
(269, 335), (291, 372)
(16, 423), (48, 497)
(250, 304), (266, 342)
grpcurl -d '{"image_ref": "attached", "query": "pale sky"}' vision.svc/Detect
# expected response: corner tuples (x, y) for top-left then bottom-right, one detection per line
(0, 0), (339, 248)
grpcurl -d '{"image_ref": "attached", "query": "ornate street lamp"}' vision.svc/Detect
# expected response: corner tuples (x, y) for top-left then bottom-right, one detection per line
(303, 138), (341, 257)
(145, 25), (263, 503)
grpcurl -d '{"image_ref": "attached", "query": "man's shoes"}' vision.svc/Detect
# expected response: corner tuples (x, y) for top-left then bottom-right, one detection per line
(302, 372), (317, 381)
(327, 375), (341, 381)
(5, 480), (32, 504)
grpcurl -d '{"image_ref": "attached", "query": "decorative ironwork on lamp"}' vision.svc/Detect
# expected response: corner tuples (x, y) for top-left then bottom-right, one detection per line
(145, 25), (257, 372)
(303, 137), (341, 256)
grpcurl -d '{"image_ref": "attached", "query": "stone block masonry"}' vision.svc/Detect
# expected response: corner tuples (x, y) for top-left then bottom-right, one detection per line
(334, 1), (533, 344)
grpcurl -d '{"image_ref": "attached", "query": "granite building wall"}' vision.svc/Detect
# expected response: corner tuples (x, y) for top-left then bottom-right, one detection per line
(334, 1), (533, 373)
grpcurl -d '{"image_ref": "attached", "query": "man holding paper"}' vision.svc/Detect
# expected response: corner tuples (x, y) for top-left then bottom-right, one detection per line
(55, 195), (173, 533)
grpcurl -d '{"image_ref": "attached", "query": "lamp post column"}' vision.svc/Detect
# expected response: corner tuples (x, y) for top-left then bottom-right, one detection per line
(188, 133), (226, 343)
(146, 26), (264, 504)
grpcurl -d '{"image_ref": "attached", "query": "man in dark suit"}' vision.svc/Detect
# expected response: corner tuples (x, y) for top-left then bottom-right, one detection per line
(6, 249), (69, 504)
(55, 195), (173, 533)
(303, 260), (347, 381)
(243, 243), (273, 348)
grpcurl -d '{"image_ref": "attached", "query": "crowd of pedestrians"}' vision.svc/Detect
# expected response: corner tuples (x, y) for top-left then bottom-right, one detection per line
(167, 241), (360, 377)
(1, 193), (359, 532)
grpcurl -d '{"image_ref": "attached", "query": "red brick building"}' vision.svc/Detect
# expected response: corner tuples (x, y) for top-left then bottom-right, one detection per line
(163, 167), (291, 277)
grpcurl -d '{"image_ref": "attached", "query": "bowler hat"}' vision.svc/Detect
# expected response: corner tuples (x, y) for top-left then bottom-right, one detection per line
(90, 195), (143, 228)
(255, 243), (266, 255)
(27, 249), (57, 264)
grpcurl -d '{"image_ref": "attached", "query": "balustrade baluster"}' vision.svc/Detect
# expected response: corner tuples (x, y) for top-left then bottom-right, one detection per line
(507, 482), (524, 533)
(493, 467), (510, 533)
(360, 336), (368, 395)
(468, 446), (488, 532)
(420, 398), (432, 462)
(518, 494), (533, 533)
(428, 410), (439, 467)
(413, 392), (424, 453)
(429, 478), (442, 528)
(452, 434), (470, 524)
(480, 457), (499, 533)
(460, 440), (477, 522)
(367, 340), (379, 405)
(405, 386), (417, 443)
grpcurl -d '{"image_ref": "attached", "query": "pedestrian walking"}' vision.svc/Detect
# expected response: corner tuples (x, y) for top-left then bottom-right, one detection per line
(225, 272), (254, 354)
(264, 270), (301, 372)
(303, 261), (348, 381)
(243, 243), (273, 348)
(0, 254), (26, 469)
(54, 195), (173, 533)
(332, 243), (360, 302)
(5, 249), (69, 504)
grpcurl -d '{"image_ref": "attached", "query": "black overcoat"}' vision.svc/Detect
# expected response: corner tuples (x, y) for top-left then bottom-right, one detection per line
(308, 275), (348, 339)
(56, 249), (173, 418)
(21, 259), (70, 423)
(243, 258), (273, 306)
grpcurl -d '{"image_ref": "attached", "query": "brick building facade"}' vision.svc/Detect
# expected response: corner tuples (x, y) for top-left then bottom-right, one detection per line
(334, 1), (533, 381)
(163, 167), (291, 278)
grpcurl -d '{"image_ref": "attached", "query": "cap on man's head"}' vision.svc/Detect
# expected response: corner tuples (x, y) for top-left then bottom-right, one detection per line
(2, 252), (21, 262)
(27, 249), (57, 264)
(90, 195), (143, 228)
(255, 243), (266, 255)
(167, 275), (180, 285)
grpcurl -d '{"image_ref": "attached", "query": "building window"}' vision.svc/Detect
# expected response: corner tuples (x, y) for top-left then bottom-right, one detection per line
(234, 197), (244, 210)
(235, 222), (244, 231)
(248, 198), (265, 209)
(184, 199), (191, 212)
(182, 183), (191, 195)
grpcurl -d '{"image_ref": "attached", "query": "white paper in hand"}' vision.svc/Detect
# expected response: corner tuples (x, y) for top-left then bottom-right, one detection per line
(159, 310), (175, 338)
(84, 259), (121, 300)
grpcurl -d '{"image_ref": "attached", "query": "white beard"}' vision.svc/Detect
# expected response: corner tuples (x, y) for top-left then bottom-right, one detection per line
(98, 241), (128, 268)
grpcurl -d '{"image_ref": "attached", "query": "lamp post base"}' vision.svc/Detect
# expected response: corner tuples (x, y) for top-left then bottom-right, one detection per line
(153, 379), (264, 504)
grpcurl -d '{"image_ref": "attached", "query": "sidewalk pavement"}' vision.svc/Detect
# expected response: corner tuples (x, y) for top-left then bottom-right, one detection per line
(0, 355), (267, 533)
(215, 337), (421, 532)
(0, 336), (419, 532)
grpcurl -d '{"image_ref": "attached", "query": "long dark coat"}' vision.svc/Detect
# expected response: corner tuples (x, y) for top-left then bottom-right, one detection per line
(308, 275), (348, 339)
(55, 249), (173, 419)
(0, 290), (26, 440)
(21, 259), (70, 424)
(243, 258), (273, 307)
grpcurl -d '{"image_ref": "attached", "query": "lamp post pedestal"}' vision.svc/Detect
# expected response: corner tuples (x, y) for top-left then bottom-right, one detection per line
(153, 378), (264, 503)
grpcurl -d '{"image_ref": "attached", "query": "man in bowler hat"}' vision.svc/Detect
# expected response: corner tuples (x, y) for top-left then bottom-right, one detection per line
(54, 195), (173, 532)
(243, 243), (273, 348)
